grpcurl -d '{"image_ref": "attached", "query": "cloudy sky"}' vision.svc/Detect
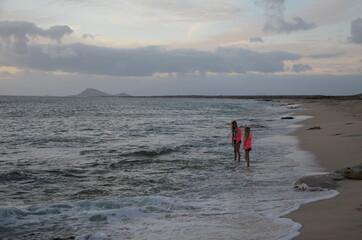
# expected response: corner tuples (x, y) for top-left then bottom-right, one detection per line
(0, 0), (361, 96)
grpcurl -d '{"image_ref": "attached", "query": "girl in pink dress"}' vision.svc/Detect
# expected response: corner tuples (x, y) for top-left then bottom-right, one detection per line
(243, 127), (252, 167)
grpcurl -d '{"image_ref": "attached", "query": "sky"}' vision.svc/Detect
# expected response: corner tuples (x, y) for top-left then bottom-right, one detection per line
(0, 0), (362, 96)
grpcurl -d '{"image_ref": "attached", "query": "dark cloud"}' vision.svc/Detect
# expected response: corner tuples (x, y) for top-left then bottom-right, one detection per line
(82, 33), (96, 39)
(0, 42), (302, 76)
(257, 0), (316, 34)
(0, 21), (73, 54)
(307, 52), (344, 59)
(249, 37), (264, 43)
(348, 17), (362, 44)
(263, 16), (316, 34)
(0, 20), (304, 77)
(216, 47), (300, 73)
(291, 63), (312, 72)
(45, 25), (73, 41)
(256, 0), (285, 19)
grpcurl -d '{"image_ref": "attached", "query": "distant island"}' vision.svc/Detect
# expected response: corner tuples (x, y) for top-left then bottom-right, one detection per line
(71, 88), (131, 97)
(70, 89), (362, 100)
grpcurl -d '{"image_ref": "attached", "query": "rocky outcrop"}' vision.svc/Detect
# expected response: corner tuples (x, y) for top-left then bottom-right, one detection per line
(334, 165), (362, 180)
(294, 174), (339, 190)
(328, 171), (345, 181)
(294, 165), (362, 191)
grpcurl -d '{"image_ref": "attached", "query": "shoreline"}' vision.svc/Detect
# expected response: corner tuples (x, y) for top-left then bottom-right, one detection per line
(283, 99), (362, 239)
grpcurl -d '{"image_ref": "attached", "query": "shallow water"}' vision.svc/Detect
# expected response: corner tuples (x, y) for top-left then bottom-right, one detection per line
(0, 96), (336, 239)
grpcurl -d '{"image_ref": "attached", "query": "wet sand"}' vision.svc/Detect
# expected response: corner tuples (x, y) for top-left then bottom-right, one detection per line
(284, 99), (362, 240)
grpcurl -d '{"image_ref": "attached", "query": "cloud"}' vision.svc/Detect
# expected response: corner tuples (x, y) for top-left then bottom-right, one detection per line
(307, 52), (344, 59)
(129, 0), (243, 22)
(41, 46), (78, 59)
(263, 16), (316, 34)
(257, 0), (285, 19)
(58, 0), (243, 22)
(348, 17), (362, 44)
(0, 71), (12, 77)
(291, 63), (312, 72)
(0, 20), (304, 77)
(0, 21), (73, 54)
(82, 33), (96, 39)
(257, 0), (316, 34)
(1, 42), (302, 76)
(215, 47), (300, 73)
(249, 37), (264, 43)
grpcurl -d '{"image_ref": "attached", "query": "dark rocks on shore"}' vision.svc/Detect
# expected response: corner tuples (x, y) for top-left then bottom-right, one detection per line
(336, 165), (362, 180)
(328, 171), (345, 181)
(287, 104), (300, 109)
(294, 165), (362, 190)
(308, 126), (321, 130)
(294, 174), (339, 190)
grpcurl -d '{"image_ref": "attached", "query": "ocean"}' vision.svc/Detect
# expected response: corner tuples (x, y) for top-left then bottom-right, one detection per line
(0, 96), (337, 240)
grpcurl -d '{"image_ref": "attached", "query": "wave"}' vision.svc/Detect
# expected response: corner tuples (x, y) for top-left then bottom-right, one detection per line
(45, 168), (88, 177)
(120, 147), (180, 158)
(0, 170), (32, 183)
(0, 195), (199, 238)
(79, 148), (120, 156)
(75, 189), (109, 197)
(0, 168), (90, 185)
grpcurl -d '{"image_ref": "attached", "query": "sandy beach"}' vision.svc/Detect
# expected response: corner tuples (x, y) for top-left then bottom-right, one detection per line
(284, 99), (362, 240)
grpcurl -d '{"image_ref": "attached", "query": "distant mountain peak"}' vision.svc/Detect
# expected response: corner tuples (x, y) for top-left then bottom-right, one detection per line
(74, 88), (110, 97)
(72, 88), (131, 97)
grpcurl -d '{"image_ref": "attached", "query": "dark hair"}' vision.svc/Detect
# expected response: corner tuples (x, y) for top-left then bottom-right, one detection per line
(231, 121), (237, 131)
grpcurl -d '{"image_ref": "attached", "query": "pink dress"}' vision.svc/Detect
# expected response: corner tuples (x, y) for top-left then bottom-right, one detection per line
(243, 134), (252, 150)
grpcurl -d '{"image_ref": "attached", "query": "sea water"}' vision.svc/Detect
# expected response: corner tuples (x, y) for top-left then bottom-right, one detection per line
(0, 96), (337, 240)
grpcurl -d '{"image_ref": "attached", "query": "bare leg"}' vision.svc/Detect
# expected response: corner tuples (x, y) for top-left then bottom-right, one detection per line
(236, 142), (241, 162)
(245, 151), (250, 167)
(233, 144), (237, 161)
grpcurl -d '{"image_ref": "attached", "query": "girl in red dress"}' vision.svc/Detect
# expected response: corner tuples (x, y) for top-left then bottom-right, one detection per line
(231, 121), (242, 162)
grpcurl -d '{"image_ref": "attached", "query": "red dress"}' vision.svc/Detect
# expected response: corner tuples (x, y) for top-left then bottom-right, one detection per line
(232, 128), (242, 144)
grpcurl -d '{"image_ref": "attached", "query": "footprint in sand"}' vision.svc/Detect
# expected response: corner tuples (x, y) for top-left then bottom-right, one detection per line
(356, 204), (362, 212)
(332, 133), (343, 136)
